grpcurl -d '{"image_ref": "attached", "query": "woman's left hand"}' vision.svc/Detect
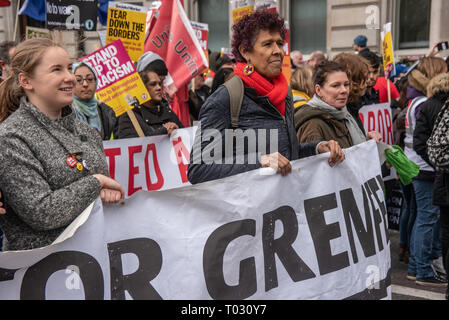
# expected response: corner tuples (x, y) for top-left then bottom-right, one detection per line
(100, 188), (123, 204)
(366, 131), (382, 143)
(317, 140), (346, 167)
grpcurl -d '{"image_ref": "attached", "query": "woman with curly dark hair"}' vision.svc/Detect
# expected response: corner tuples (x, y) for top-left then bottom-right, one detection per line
(187, 10), (345, 184)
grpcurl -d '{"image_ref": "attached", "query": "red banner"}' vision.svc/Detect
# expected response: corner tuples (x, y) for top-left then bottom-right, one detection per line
(191, 21), (209, 73)
(144, 0), (208, 90)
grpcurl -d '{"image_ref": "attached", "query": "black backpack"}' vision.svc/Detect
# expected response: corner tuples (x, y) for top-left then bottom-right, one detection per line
(427, 101), (449, 172)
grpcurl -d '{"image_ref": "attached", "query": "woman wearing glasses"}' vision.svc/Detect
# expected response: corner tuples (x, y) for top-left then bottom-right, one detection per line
(73, 61), (117, 140)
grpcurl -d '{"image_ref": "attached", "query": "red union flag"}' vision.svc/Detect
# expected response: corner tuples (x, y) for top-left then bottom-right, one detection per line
(144, 0), (208, 89)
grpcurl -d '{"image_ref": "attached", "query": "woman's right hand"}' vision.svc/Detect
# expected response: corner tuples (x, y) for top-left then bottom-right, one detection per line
(163, 122), (179, 136)
(260, 152), (292, 176)
(93, 174), (125, 204)
(366, 131), (382, 143)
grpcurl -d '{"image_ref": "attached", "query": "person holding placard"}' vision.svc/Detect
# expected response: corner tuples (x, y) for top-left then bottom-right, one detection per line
(116, 52), (184, 139)
(0, 38), (124, 251)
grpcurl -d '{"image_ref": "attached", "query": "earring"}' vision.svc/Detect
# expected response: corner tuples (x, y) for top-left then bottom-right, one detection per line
(243, 62), (254, 76)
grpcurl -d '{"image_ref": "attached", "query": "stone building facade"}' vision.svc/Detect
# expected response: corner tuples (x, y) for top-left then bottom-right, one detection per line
(0, 0), (447, 60)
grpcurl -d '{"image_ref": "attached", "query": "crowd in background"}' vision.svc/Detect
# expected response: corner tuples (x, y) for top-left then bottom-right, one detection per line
(0, 8), (448, 299)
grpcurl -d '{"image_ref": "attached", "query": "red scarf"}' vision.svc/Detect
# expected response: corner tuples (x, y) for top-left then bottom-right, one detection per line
(234, 62), (288, 116)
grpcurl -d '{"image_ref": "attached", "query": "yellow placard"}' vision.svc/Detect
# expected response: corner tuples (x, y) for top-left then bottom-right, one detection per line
(381, 23), (394, 70)
(382, 32), (394, 69)
(96, 73), (150, 117)
(106, 5), (147, 62)
(232, 6), (254, 24)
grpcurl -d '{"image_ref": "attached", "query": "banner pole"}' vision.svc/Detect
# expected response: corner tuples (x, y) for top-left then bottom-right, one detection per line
(13, 1), (21, 42)
(387, 77), (391, 103)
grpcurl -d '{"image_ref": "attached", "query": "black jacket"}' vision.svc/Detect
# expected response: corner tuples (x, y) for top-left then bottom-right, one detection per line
(97, 102), (118, 140)
(188, 85), (211, 121)
(413, 93), (449, 206)
(116, 98), (184, 139)
(187, 85), (319, 184)
(360, 88), (380, 106)
(413, 93), (449, 182)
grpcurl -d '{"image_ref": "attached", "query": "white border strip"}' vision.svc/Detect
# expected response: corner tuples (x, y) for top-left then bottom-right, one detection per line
(392, 285), (446, 300)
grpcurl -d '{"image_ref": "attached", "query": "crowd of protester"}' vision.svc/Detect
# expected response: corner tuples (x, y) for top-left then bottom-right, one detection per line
(0, 8), (448, 299)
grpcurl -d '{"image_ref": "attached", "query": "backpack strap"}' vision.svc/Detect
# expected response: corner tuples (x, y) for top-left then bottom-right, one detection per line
(287, 87), (293, 100)
(223, 76), (244, 129)
(405, 96), (427, 133)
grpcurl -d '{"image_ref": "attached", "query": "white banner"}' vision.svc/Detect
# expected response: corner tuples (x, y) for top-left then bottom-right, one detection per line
(0, 141), (391, 300)
(103, 126), (197, 198)
(359, 103), (394, 146)
(359, 103), (397, 181)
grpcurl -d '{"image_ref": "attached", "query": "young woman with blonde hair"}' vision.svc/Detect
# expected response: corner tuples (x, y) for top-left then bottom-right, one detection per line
(0, 38), (124, 251)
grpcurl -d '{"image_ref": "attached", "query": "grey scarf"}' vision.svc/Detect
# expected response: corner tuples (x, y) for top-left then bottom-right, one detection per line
(307, 95), (366, 146)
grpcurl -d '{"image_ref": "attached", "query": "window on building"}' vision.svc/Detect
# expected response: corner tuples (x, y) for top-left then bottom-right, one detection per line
(198, 0), (229, 53)
(396, 0), (431, 49)
(290, 0), (327, 54)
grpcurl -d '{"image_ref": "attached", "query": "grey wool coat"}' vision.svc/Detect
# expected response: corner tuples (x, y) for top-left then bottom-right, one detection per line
(0, 97), (109, 251)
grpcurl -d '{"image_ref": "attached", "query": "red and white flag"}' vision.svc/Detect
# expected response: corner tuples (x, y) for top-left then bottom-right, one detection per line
(144, 0), (208, 90)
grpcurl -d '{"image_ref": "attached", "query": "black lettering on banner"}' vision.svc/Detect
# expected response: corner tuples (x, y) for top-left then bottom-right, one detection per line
(340, 188), (376, 264)
(20, 251), (104, 300)
(364, 179), (386, 251)
(107, 238), (163, 300)
(0, 268), (19, 282)
(262, 206), (315, 292)
(304, 194), (350, 275)
(203, 220), (257, 300)
(374, 175), (390, 244)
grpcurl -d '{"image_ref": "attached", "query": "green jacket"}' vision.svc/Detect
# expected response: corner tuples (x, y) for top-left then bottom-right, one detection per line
(294, 104), (353, 149)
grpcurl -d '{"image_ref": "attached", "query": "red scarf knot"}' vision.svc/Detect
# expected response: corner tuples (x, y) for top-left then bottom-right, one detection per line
(234, 62), (288, 116)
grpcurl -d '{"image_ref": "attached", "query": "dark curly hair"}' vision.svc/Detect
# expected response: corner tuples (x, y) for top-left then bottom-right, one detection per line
(231, 9), (286, 63)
